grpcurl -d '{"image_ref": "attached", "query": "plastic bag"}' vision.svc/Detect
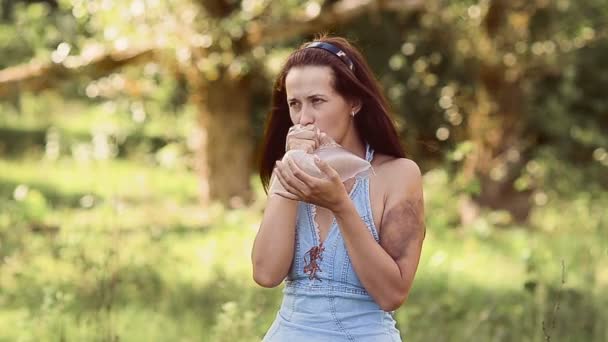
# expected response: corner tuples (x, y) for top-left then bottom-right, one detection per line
(269, 125), (375, 198)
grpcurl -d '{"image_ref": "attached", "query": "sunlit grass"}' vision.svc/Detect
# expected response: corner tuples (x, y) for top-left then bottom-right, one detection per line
(0, 154), (606, 341)
(0, 158), (199, 202)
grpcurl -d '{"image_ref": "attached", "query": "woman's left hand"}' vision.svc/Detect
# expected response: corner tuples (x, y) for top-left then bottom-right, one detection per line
(275, 155), (350, 212)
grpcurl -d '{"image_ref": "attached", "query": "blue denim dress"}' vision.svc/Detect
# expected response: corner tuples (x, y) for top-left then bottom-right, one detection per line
(263, 143), (402, 341)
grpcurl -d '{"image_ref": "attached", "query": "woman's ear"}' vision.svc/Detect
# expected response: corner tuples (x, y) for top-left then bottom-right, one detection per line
(351, 99), (362, 115)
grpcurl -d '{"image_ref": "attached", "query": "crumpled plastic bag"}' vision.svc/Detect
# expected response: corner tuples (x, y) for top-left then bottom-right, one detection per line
(269, 124), (375, 199)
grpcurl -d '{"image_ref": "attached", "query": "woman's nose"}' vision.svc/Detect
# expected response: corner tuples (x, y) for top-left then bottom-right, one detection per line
(298, 107), (314, 126)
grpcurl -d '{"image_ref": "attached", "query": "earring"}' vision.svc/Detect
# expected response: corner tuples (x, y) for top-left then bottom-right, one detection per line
(351, 110), (356, 117)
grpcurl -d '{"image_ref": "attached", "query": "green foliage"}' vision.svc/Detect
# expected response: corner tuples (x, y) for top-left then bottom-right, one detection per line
(0, 1), (83, 68)
(529, 38), (608, 174)
(11, 187), (48, 222)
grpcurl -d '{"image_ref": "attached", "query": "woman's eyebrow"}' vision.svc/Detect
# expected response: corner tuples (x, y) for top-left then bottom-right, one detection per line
(287, 93), (326, 101)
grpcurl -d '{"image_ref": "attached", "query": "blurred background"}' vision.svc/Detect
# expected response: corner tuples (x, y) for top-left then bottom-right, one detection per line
(0, 0), (607, 341)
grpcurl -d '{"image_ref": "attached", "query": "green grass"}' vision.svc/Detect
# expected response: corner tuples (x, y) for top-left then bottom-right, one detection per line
(0, 155), (606, 341)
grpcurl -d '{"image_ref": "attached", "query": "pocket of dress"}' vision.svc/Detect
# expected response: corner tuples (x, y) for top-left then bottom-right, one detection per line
(278, 294), (295, 322)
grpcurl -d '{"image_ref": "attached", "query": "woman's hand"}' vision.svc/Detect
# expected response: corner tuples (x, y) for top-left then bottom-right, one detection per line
(274, 154), (350, 212)
(285, 124), (318, 153)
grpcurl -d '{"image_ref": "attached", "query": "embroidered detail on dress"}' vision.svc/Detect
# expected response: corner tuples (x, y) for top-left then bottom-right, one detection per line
(303, 243), (325, 281)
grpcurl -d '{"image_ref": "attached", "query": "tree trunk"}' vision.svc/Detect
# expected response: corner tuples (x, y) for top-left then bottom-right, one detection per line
(190, 75), (253, 208)
(460, 0), (534, 223)
(471, 66), (531, 222)
(462, 63), (532, 223)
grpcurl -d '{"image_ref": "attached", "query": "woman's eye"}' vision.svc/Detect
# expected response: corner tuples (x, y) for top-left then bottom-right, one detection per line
(312, 98), (323, 104)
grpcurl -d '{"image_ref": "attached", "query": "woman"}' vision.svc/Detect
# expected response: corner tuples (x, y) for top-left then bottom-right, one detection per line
(252, 35), (426, 341)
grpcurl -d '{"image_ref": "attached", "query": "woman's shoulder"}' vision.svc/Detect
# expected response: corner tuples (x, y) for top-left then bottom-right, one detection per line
(372, 154), (423, 194)
(373, 154), (421, 175)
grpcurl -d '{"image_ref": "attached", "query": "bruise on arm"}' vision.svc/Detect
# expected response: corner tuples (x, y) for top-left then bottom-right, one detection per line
(379, 196), (426, 261)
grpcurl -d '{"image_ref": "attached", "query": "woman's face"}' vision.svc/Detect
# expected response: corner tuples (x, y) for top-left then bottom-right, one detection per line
(285, 65), (358, 144)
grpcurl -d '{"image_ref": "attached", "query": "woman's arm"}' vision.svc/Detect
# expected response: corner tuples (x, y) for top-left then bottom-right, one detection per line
(252, 126), (319, 287)
(333, 158), (425, 311)
(251, 192), (298, 288)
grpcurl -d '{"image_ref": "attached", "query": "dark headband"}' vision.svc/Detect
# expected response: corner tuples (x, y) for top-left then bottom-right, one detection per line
(305, 41), (355, 72)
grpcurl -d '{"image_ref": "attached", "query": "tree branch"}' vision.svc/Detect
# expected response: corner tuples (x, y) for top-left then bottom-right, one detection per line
(0, 45), (155, 98)
(246, 0), (424, 45)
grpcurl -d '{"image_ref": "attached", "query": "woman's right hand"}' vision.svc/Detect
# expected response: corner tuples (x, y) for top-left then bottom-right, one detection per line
(285, 124), (319, 153)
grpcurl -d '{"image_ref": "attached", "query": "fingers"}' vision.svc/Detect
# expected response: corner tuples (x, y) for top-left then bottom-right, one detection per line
(275, 159), (306, 198)
(269, 170), (297, 200)
(318, 132), (337, 146)
(286, 140), (316, 153)
(314, 157), (340, 181)
(288, 130), (317, 140)
(286, 157), (316, 191)
(274, 163), (296, 195)
(286, 125), (319, 152)
(272, 189), (299, 200)
(289, 124), (316, 133)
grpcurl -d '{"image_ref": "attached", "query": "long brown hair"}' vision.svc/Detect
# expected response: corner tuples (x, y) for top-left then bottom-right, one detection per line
(258, 34), (405, 193)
